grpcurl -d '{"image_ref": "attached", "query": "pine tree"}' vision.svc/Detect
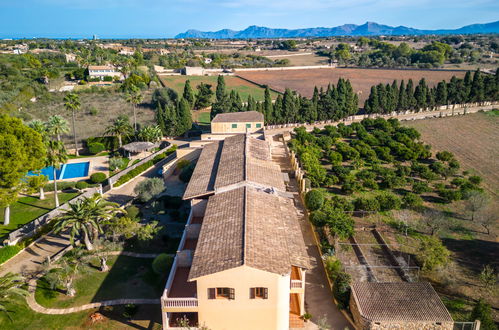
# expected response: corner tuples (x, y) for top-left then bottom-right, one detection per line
(183, 80), (195, 107)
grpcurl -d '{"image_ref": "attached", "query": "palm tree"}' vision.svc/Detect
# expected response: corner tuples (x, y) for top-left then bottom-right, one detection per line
(0, 273), (28, 321)
(138, 125), (162, 143)
(125, 86), (143, 131)
(63, 93), (81, 156)
(53, 195), (122, 250)
(46, 115), (69, 142)
(105, 115), (133, 148)
(27, 120), (47, 137)
(45, 140), (68, 208)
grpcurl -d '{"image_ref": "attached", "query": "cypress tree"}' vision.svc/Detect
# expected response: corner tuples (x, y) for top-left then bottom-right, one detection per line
(435, 81), (447, 106)
(182, 80), (195, 107)
(398, 80), (407, 111)
(273, 95), (283, 124)
(263, 87), (273, 124)
(470, 69), (484, 103)
(463, 71), (472, 102)
(406, 79), (416, 109)
(390, 80), (399, 113)
(216, 75), (226, 102)
(283, 89), (297, 123)
(246, 95), (257, 112)
(177, 97), (192, 135)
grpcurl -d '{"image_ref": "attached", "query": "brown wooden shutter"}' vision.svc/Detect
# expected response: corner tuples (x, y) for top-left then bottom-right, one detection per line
(264, 288), (268, 299)
(208, 288), (216, 299)
(250, 288), (255, 299)
(229, 288), (235, 300)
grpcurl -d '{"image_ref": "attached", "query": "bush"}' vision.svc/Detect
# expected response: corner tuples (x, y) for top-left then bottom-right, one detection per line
(86, 136), (122, 151)
(179, 163), (195, 183)
(471, 299), (497, 330)
(109, 157), (125, 172)
(90, 172), (107, 184)
(88, 142), (106, 155)
(469, 175), (483, 185)
(161, 195), (182, 209)
(416, 236), (450, 271)
(354, 197), (380, 212)
(305, 190), (324, 211)
(402, 193), (423, 209)
(176, 159), (190, 171)
(332, 272), (351, 309)
(134, 177), (164, 202)
(125, 205), (140, 219)
(152, 253), (173, 275)
(75, 181), (88, 190)
(436, 151), (454, 162)
(377, 192), (402, 211)
(438, 188), (462, 203)
(412, 181), (431, 194)
(0, 245), (21, 264)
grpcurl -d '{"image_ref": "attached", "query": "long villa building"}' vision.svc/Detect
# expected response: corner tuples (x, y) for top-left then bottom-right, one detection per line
(161, 132), (310, 330)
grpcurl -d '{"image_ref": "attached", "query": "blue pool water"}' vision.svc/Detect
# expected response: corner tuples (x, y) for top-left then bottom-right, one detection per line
(28, 162), (90, 180)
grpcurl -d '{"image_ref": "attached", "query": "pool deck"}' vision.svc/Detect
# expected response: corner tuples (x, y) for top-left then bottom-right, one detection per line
(57, 156), (109, 182)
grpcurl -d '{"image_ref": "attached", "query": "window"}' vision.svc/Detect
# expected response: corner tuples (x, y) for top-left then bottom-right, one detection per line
(256, 123), (262, 128)
(250, 287), (268, 299)
(246, 123), (251, 128)
(231, 124), (238, 129)
(208, 287), (235, 300)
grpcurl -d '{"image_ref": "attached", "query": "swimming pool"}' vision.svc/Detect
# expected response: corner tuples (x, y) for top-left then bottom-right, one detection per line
(28, 162), (90, 180)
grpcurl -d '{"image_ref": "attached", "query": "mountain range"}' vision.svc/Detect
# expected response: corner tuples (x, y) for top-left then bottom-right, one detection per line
(175, 21), (499, 39)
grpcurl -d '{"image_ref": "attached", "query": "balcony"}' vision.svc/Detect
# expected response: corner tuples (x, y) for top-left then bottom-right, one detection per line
(291, 280), (303, 289)
(290, 266), (305, 293)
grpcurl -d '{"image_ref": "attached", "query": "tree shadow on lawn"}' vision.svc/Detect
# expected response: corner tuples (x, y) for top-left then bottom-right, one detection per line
(17, 200), (52, 212)
(97, 304), (162, 330)
(90, 254), (167, 303)
(441, 237), (499, 275)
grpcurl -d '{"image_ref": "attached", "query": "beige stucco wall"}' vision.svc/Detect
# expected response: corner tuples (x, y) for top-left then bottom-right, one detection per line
(211, 121), (264, 134)
(195, 265), (290, 330)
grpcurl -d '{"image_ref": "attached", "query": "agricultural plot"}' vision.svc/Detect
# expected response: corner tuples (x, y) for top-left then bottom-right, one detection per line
(238, 67), (467, 105)
(404, 111), (499, 199)
(158, 75), (278, 102)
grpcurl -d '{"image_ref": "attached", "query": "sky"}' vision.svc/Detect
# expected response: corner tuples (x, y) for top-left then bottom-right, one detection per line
(1, 0), (498, 38)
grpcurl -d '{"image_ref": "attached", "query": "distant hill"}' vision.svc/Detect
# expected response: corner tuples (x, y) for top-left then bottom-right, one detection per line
(175, 21), (499, 39)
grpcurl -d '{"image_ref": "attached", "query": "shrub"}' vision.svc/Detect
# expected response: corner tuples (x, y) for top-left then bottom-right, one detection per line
(109, 157), (125, 171)
(305, 190), (324, 211)
(90, 172), (107, 184)
(377, 192), (402, 211)
(123, 303), (138, 319)
(179, 163), (195, 183)
(125, 205), (140, 219)
(86, 136), (122, 151)
(89, 107), (99, 116)
(354, 197), (380, 212)
(333, 272), (351, 309)
(402, 193), (423, 209)
(412, 181), (431, 194)
(152, 253), (173, 275)
(436, 151), (454, 162)
(0, 245), (22, 264)
(134, 177), (164, 202)
(75, 181), (88, 190)
(471, 299), (497, 330)
(469, 175), (483, 185)
(161, 195), (183, 209)
(416, 236), (450, 271)
(88, 142), (106, 155)
(438, 188), (462, 203)
(176, 159), (190, 171)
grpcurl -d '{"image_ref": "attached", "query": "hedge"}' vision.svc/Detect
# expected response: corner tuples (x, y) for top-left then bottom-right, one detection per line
(0, 245), (21, 265)
(88, 142), (106, 155)
(114, 146), (177, 187)
(85, 136), (132, 151)
(44, 181), (77, 192)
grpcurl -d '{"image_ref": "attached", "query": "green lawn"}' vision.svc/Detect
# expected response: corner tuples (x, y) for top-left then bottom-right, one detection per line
(159, 75), (279, 102)
(197, 112), (211, 125)
(0, 192), (80, 240)
(35, 255), (167, 309)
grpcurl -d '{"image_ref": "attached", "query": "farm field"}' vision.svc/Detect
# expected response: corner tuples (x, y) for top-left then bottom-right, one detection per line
(404, 111), (499, 200)
(158, 75), (279, 102)
(237, 67), (468, 105)
(265, 53), (329, 66)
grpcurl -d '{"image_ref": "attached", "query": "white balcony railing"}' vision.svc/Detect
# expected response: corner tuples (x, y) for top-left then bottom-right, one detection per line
(290, 280), (303, 289)
(164, 297), (199, 308)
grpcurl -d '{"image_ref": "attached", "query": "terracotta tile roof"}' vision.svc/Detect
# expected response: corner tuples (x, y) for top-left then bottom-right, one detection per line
(351, 282), (453, 323)
(183, 135), (285, 199)
(183, 141), (222, 199)
(211, 111), (264, 123)
(188, 186), (309, 280)
(88, 65), (115, 70)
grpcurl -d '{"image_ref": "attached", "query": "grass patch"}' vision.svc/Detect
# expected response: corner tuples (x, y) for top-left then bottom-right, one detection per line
(0, 192), (80, 240)
(440, 296), (472, 322)
(35, 255), (168, 309)
(483, 109), (499, 117)
(197, 112), (211, 125)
